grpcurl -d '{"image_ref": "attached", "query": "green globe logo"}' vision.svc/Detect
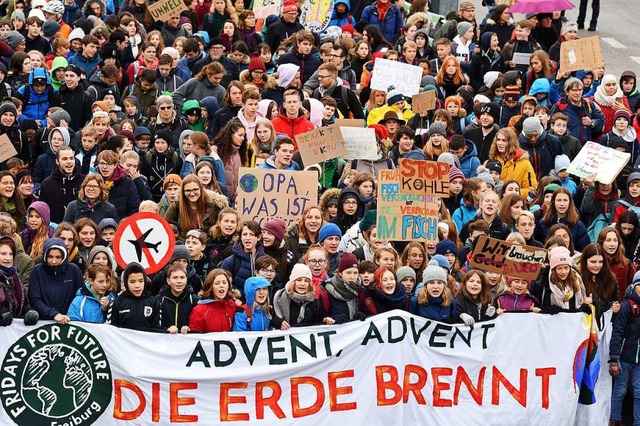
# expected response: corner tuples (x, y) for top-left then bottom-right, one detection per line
(1, 324), (112, 426)
(239, 174), (259, 193)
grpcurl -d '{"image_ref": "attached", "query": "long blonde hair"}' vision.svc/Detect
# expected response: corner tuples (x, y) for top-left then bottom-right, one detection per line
(417, 283), (452, 306)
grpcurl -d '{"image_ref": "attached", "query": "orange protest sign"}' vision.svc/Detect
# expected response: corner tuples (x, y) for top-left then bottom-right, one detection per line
(398, 159), (450, 197)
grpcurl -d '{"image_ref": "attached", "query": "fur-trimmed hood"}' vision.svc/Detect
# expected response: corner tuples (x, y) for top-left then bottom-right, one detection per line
(319, 188), (341, 215)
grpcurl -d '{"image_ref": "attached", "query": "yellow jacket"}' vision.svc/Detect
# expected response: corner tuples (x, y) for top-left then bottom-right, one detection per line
(366, 103), (416, 126)
(488, 149), (538, 198)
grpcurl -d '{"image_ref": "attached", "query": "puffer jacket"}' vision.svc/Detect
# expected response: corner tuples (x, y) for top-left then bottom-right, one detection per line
(610, 290), (640, 363)
(409, 293), (458, 323)
(189, 297), (238, 332)
(495, 291), (539, 312)
(453, 199), (477, 234)
(67, 284), (116, 323)
(550, 96), (605, 144)
(63, 199), (118, 225)
(278, 47), (321, 85)
(328, 0), (355, 27)
(518, 130), (564, 180)
(28, 238), (84, 319)
(360, 2), (403, 44)
(219, 241), (266, 298)
(272, 113), (315, 149)
(459, 139), (481, 178)
(492, 149), (537, 198)
(17, 68), (53, 127)
(233, 278), (272, 331)
(455, 293), (497, 322)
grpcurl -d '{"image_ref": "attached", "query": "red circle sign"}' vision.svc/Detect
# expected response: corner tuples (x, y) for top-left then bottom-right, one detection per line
(113, 212), (176, 274)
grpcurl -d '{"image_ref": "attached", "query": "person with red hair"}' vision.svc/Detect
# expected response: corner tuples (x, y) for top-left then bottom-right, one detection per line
(435, 57), (467, 100)
(360, 266), (409, 316)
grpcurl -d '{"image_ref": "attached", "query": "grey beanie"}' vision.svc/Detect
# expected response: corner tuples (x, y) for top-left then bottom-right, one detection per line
(50, 109), (71, 126)
(475, 165), (495, 188)
(522, 117), (544, 135)
(628, 172), (640, 187)
(437, 152), (462, 169)
(10, 10), (25, 22)
(428, 122), (447, 137)
(457, 21), (473, 38)
(421, 260), (448, 284)
(5, 31), (25, 49)
(396, 266), (416, 284)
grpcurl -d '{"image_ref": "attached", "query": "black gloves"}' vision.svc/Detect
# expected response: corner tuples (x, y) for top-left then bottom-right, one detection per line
(542, 305), (562, 315)
(353, 312), (368, 321)
(0, 311), (12, 326)
(580, 304), (593, 315)
(23, 310), (39, 326)
(609, 357), (621, 378)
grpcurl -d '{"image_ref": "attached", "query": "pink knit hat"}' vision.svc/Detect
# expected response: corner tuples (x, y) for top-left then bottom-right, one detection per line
(549, 246), (572, 270)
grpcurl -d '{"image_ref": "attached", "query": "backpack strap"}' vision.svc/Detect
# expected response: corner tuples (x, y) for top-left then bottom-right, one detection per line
(243, 304), (252, 324)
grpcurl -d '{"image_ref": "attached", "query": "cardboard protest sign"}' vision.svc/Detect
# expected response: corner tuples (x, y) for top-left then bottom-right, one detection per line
(253, 0), (282, 19)
(559, 36), (603, 73)
(411, 91), (436, 116)
(236, 169), (318, 228)
(296, 125), (347, 165)
(334, 119), (365, 128)
(377, 169), (439, 242)
(340, 127), (378, 160)
(470, 236), (548, 280)
(370, 59), (423, 96)
(398, 159), (450, 197)
(0, 134), (18, 163)
(148, 0), (187, 21)
(567, 141), (630, 185)
(299, 0), (333, 32)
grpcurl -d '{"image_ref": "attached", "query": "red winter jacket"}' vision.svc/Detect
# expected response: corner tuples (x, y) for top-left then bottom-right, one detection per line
(189, 298), (238, 332)
(272, 114), (314, 150)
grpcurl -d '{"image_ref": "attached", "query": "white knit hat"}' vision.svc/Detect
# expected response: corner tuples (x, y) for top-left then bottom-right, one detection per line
(286, 264), (312, 288)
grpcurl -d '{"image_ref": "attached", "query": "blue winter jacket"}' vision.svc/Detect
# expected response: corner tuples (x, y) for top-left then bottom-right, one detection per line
(68, 284), (116, 323)
(452, 199), (477, 234)
(527, 78), (550, 106)
(518, 131), (564, 180)
(535, 215), (590, 252)
(220, 241), (266, 297)
(68, 53), (102, 79)
(328, 0), (355, 27)
(409, 293), (458, 323)
(233, 277), (272, 331)
(550, 96), (605, 144)
(610, 291), (640, 363)
(459, 139), (481, 178)
(360, 3), (404, 44)
(17, 68), (53, 127)
(28, 238), (84, 319)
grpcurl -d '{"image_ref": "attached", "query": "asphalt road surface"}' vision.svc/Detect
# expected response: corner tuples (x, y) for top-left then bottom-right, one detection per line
(465, 0), (637, 80)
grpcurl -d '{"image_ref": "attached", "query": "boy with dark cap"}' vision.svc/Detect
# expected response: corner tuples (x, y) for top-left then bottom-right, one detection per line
(52, 64), (93, 131)
(500, 85), (522, 127)
(463, 102), (500, 163)
(485, 159), (503, 192)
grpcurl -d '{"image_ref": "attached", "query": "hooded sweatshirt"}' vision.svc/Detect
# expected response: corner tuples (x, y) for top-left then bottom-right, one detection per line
(621, 71), (640, 112)
(158, 282), (199, 330)
(233, 277), (272, 331)
(107, 263), (161, 330)
(28, 238), (83, 319)
(34, 127), (71, 192)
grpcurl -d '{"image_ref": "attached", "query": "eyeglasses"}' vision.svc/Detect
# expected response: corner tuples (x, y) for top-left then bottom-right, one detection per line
(158, 105), (173, 111)
(308, 259), (326, 265)
(84, 184), (100, 189)
(260, 268), (276, 275)
(183, 188), (200, 195)
(97, 162), (114, 167)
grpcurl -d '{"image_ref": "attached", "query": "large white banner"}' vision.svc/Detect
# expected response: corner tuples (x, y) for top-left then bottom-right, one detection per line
(0, 311), (605, 425)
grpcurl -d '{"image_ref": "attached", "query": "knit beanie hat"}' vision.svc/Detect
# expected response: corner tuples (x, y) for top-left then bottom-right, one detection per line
(386, 86), (404, 106)
(430, 254), (451, 271)
(522, 116), (544, 135)
(134, 126), (152, 138)
(428, 122), (446, 137)
(338, 252), (359, 273)
(457, 21), (473, 38)
(438, 152), (462, 169)
(632, 270), (640, 287)
(485, 159), (502, 175)
(554, 154), (571, 174)
(282, 0), (297, 13)
(503, 85), (521, 102)
(341, 23), (355, 35)
(476, 166), (495, 188)
(479, 102), (500, 123)
(562, 21), (578, 35)
(92, 100), (110, 112)
(287, 263), (312, 287)
(435, 239), (457, 256)
(21, 119), (38, 132)
(101, 42), (119, 60)
(359, 209), (377, 232)
(320, 26), (342, 43)
(154, 130), (172, 144)
(5, 31), (24, 49)
(68, 27), (85, 42)
(0, 102), (17, 117)
(262, 218), (286, 241)
(614, 108), (631, 123)
(10, 10), (25, 22)
(608, 135), (629, 151)
(449, 165), (465, 181)
(396, 266), (416, 283)
(170, 244), (190, 263)
(163, 174), (182, 190)
(474, 94), (491, 104)
(543, 183), (559, 195)
(248, 52), (266, 73)
(98, 218), (118, 231)
(43, 20), (61, 37)
(50, 109), (71, 126)
(318, 223), (342, 243)
(421, 259), (448, 284)
(548, 246), (572, 270)
(628, 172), (640, 187)
(369, 123), (388, 140)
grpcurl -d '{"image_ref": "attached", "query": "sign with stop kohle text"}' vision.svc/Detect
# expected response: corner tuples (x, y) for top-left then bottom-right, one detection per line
(470, 236), (548, 281)
(398, 159), (450, 197)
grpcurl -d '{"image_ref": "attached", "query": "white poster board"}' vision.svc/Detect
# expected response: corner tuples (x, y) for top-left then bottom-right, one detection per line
(567, 141), (630, 184)
(370, 58), (422, 96)
(340, 127), (377, 160)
